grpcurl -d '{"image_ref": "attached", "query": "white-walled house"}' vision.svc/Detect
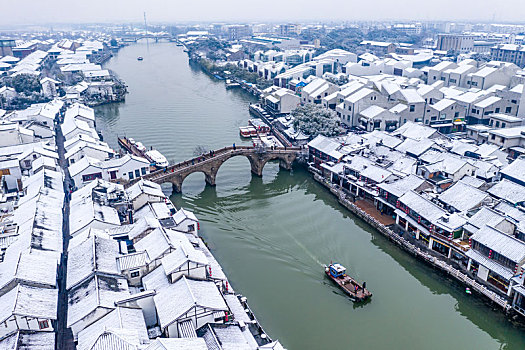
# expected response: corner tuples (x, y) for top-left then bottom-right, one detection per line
(0, 284), (58, 339)
(69, 154), (150, 187)
(65, 103), (96, 128)
(262, 86), (300, 114)
(337, 87), (389, 127)
(0, 123), (35, 147)
(61, 118), (99, 141)
(65, 140), (115, 165)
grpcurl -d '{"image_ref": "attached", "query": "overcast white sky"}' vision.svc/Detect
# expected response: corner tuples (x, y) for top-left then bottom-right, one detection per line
(3, 0), (525, 26)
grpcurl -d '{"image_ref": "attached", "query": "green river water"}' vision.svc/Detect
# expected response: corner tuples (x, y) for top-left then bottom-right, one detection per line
(95, 41), (525, 350)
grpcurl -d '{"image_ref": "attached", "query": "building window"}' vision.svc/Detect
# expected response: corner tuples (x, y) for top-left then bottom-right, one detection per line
(82, 173), (102, 182)
(188, 224), (195, 231)
(471, 81), (478, 87)
(495, 121), (500, 128)
(495, 107), (500, 113)
(128, 172), (134, 180)
(38, 320), (49, 329)
(135, 169), (140, 178)
(491, 134), (495, 140)
(141, 167), (147, 175)
(409, 105), (415, 112)
(506, 107), (512, 113)
(130, 271), (140, 278)
(502, 122), (506, 128)
(110, 171), (117, 180)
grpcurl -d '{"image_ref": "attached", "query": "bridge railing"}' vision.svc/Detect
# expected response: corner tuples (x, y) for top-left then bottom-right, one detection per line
(141, 146), (302, 181)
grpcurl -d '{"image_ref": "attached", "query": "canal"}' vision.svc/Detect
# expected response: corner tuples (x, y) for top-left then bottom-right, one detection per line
(95, 41), (525, 350)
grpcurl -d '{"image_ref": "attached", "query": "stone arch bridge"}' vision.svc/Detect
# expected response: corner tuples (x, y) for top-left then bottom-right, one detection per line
(132, 146), (303, 192)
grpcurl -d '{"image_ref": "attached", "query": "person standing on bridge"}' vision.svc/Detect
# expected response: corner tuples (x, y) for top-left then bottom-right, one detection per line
(233, 143), (236, 150)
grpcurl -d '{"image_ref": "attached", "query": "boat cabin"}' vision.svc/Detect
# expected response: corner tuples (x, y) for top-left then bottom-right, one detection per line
(329, 263), (346, 278)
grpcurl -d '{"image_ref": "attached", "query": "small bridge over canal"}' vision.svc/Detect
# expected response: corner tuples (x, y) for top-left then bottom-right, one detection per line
(133, 146), (303, 192)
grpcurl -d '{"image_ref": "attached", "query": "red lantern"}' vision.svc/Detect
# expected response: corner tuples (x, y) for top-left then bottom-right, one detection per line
(197, 222), (200, 230)
(208, 266), (212, 277)
(225, 281), (229, 292)
(396, 200), (400, 208)
(417, 215), (421, 223)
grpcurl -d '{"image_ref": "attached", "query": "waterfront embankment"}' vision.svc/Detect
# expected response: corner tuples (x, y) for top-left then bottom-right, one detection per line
(95, 41), (525, 350)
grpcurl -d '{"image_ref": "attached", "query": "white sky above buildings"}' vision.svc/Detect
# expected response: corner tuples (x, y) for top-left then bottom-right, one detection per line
(2, 0), (525, 25)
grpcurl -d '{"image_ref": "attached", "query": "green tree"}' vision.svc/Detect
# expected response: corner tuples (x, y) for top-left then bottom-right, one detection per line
(11, 74), (41, 93)
(292, 104), (344, 138)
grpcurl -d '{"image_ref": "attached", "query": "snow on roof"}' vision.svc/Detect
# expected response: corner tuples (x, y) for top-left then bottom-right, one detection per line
(399, 191), (446, 223)
(389, 103), (408, 114)
(345, 87), (373, 104)
(465, 207), (506, 234)
(378, 174), (425, 198)
(66, 233), (121, 290)
(154, 276), (227, 330)
(474, 96), (501, 109)
(308, 135), (345, 160)
(173, 208), (198, 225)
(77, 306), (149, 350)
(0, 331), (56, 349)
(472, 66), (497, 78)
(399, 89), (425, 104)
(472, 225), (525, 262)
(438, 181), (489, 212)
(126, 180), (165, 202)
(361, 130), (403, 149)
(360, 105), (386, 120)
(0, 248), (59, 293)
(395, 137), (435, 157)
(203, 324), (252, 350)
(459, 175), (485, 189)
(161, 244), (208, 276)
(391, 121), (437, 140)
(360, 164), (394, 183)
(146, 338), (208, 350)
(302, 78), (327, 95)
(0, 284), (58, 324)
(65, 103), (95, 122)
(488, 179), (525, 205)
(67, 275), (130, 327)
(116, 251), (150, 271)
(134, 228), (170, 262)
(69, 194), (121, 235)
(501, 158), (525, 185)
(142, 266), (170, 292)
(127, 216), (162, 241)
(429, 98), (455, 111)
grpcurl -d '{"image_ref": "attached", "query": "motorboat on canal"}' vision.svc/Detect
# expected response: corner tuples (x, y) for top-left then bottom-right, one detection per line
(137, 56), (144, 61)
(324, 263), (372, 302)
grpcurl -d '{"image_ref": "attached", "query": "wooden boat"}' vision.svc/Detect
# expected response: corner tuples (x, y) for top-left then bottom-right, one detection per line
(225, 79), (241, 89)
(239, 126), (257, 138)
(324, 263), (372, 302)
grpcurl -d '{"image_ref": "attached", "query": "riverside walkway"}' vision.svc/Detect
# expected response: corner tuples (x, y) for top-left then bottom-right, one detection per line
(131, 146), (303, 192)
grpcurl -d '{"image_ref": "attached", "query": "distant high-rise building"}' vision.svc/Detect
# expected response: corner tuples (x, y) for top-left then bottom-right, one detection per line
(490, 44), (525, 68)
(392, 23), (422, 35)
(0, 39), (16, 56)
(436, 34), (474, 54)
(227, 25), (252, 41)
(279, 24), (301, 36)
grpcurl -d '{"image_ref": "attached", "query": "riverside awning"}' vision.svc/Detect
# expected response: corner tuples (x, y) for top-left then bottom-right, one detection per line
(466, 249), (514, 280)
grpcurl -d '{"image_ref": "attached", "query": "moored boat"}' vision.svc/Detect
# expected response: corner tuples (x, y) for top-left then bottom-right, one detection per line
(137, 56), (144, 61)
(324, 263), (372, 302)
(239, 126), (257, 138)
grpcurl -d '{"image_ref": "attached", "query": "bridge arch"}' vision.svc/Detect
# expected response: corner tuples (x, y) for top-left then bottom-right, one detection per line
(137, 147), (301, 193)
